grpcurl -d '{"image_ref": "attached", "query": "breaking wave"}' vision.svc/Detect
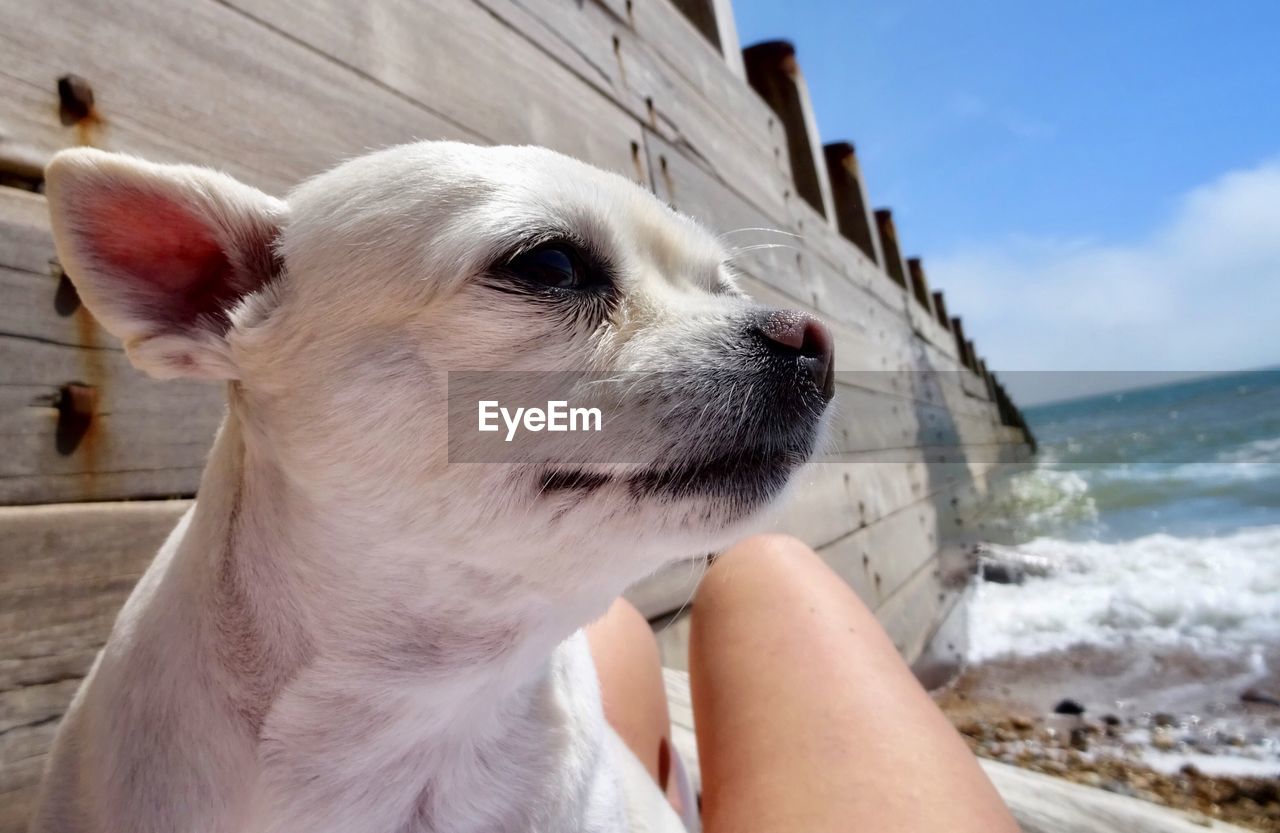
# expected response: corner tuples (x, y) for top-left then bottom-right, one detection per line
(969, 525), (1280, 662)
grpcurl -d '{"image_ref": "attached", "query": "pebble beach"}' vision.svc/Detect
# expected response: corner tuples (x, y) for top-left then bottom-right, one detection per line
(935, 644), (1280, 831)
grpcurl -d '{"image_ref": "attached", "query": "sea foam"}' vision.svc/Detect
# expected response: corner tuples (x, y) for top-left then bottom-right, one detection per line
(969, 525), (1280, 662)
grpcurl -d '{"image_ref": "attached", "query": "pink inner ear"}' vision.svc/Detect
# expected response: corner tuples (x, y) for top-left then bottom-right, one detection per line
(81, 189), (239, 331)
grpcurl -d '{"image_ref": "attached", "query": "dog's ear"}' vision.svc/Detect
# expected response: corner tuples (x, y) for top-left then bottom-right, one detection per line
(44, 148), (288, 380)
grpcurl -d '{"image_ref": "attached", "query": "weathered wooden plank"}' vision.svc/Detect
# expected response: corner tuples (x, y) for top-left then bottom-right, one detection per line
(463, 0), (791, 223)
(226, 0), (644, 182)
(0, 718), (56, 833)
(908, 297), (963, 360)
(826, 382), (1011, 456)
(0, 501), (188, 830)
(798, 241), (899, 337)
(770, 462), (878, 549)
(643, 128), (811, 305)
(626, 53), (792, 222)
(822, 448), (1025, 607)
(465, 0), (629, 108)
(788, 197), (913, 325)
(0, 290), (222, 504)
(0, 188), (53, 275)
(873, 555), (960, 660)
(666, 0), (724, 55)
(0, 0), (472, 195)
(625, 0), (777, 153)
(981, 760), (1257, 833)
(820, 478), (969, 606)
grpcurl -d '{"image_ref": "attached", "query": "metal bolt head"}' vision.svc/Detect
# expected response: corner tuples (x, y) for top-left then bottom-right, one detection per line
(58, 74), (95, 125)
(55, 382), (98, 454)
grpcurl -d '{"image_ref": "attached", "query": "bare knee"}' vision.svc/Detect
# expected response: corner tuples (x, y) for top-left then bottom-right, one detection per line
(696, 534), (831, 611)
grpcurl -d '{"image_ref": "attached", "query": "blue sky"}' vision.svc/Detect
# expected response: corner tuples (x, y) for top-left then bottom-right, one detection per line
(732, 1), (1280, 400)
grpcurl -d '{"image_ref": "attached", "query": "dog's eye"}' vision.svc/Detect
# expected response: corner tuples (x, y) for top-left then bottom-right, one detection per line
(508, 244), (585, 290)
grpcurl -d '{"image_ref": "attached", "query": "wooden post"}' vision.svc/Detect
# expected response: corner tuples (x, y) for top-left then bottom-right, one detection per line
(993, 380), (1012, 424)
(822, 142), (882, 265)
(997, 381), (1018, 428)
(873, 209), (908, 287)
(743, 41), (835, 219)
(931, 290), (950, 329)
(669, 0), (745, 78)
(978, 358), (998, 401)
(950, 316), (971, 369)
(906, 257), (935, 314)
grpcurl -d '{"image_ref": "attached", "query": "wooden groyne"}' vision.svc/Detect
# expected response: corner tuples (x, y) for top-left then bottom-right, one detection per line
(0, 0), (1033, 825)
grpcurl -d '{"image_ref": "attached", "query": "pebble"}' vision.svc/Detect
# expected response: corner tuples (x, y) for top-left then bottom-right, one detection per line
(980, 562), (1024, 585)
(1240, 687), (1280, 707)
(1053, 698), (1086, 716)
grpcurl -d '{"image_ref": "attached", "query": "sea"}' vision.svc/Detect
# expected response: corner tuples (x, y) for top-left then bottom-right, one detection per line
(963, 369), (1280, 776)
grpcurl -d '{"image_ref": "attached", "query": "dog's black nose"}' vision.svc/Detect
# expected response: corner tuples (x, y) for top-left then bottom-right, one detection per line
(757, 309), (836, 401)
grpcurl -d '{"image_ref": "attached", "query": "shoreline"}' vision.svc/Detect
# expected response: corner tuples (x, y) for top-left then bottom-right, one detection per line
(933, 643), (1280, 832)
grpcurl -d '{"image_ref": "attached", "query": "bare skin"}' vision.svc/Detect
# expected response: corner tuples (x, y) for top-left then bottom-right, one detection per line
(587, 534), (1020, 833)
(585, 592), (684, 810)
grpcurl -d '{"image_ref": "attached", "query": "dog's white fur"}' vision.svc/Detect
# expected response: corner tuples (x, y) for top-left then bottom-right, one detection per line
(31, 143), (829, 833)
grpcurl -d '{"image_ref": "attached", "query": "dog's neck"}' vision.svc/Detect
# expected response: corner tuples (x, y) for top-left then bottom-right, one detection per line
(179, 388), (609, 734)
(159, 391), (619, 828)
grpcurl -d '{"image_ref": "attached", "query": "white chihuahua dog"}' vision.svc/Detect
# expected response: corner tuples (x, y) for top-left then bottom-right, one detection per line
(32, 142), (834, 833)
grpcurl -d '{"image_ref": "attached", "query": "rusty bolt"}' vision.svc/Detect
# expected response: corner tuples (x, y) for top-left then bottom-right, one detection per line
(55, 382), (98, 455)
(57, 74), (95, 126)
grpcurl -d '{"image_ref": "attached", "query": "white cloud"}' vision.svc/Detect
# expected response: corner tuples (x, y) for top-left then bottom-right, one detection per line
(930, 158), (1280, 379)
(947, 92), (1058, 139)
